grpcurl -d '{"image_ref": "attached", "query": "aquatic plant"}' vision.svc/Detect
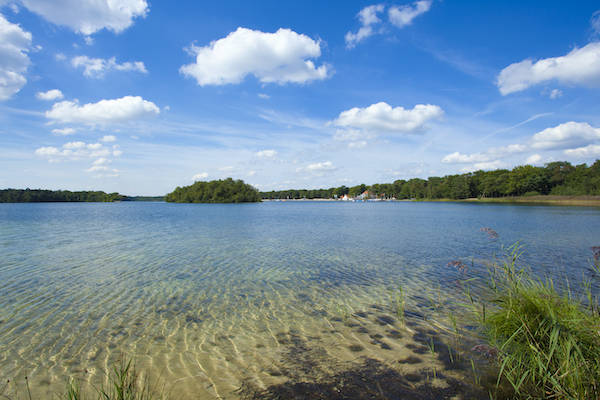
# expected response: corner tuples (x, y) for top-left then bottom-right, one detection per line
(391, 286), (406, 326)
(469, 244), (600, 399)
(1, 359), (166, 400)
(447, 260), (468, 273)
(480, 227), (499, 240)
(592, 246), (600, 262)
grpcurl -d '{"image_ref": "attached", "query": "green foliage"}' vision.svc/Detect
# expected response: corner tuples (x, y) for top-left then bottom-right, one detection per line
(472, 246), (600, 399)
(1, 360), (165, 400)
(0, 189), (125, 203)
(260, 159), (600, 200)
(165, 178), (260, 203)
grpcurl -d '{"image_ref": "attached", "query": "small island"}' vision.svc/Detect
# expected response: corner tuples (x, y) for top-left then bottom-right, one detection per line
(165, 178), (261, 203)
(0, 189), (126, 203)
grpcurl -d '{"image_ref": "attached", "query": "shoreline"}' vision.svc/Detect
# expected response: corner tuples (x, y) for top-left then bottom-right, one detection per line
(262, 195), (600, 207)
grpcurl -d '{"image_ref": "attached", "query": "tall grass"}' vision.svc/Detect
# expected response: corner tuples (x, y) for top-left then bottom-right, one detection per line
(1, 359), (166, 400)
(472, 244), (600, 399)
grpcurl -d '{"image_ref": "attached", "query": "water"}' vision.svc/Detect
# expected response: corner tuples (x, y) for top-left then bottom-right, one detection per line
(1, 201), (599, 398)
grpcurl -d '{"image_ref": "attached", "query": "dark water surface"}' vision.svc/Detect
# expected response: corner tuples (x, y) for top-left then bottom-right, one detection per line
(1, 201), (599, 398)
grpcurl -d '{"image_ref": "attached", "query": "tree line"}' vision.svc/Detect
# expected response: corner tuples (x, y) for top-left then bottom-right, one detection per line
(0, 189), (126, 203)
(165, 178), (261, 203)
(260, 160), (600, 200)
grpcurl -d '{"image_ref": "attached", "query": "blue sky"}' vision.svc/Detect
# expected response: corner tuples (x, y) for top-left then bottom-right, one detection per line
(1, 0), (600, 195)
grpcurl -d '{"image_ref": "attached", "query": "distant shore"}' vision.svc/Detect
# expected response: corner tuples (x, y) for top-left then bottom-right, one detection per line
(263, 195), (600, 207)
(417, 195), (600, 207)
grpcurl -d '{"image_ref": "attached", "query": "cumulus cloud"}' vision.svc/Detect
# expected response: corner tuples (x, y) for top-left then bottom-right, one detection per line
(192, 172), (208, 180)
(333, 102), (443, 133)
(255, 149), (277, 158)
(45, 95), (160, 125)
(18, 0), (148, 35)
(36, 89), (63, 101)
(530, 121), (600, 150)
(258, 93), (270, 99)
(497, 42), (600, 95)
(35, 140), (116, 160)
(564, 144), (600, 158)
(442, 144), (527, 164)
(443, 121), (600, 170)
(71, 55), (147, 78)
(180, 27), (330, 86)
(525, 154), (542, 165)
(298, 161), (336, 173)
(51, 127), (76, 135)
(0, 13), (31, 100)
(345, 4), (384, 48)
(388, 0), (432, 28)
(100, 135), (116, 142)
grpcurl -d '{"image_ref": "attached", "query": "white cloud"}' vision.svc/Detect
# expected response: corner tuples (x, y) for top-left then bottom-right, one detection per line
(549, 89), (562, 99)
(564, 144), (600, 158)
(465, 160), (504, 172)
(333, 102), (443, 133)
(85, 164), (118, 173)
(18, 0), (148, 35)
(442, 151), (489, 164)
(531, 121), (600, 150)
(303, 161), (336, 172)
(45, 95), (160, 125)
(63, 141), (86, 149)
(100, 135), (116, 142)
(0, 13), (31, 100)
(51, 127), (76, 135)
(442, 144), (527, 164)
(258, 93), (270, 99)
(388, 0), (432, 28)
(111, 144), (122, 157)
(497, 42), (600, 95)
(255, 149), (277, 158)
(34, 146), (60, 156)
(525, 154), (542, 165)
(93, 157), (110, 165)
(247, 170), (256, 177)
(192, 172), (208, 180)
(71, 56), (147, 78)
(180, 27), (330, 86)
(35, 140), (116, 160)
(345, 4), (384, 48)
(36, 89), (63, 101)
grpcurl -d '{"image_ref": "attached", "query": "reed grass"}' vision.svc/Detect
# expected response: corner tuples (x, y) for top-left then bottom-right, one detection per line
(1, 359), (166, 400)
(471, 244), (600, 399)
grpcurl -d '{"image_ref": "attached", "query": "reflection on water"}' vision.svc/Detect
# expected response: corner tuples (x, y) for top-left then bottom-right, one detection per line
(0, 201), (598, 398)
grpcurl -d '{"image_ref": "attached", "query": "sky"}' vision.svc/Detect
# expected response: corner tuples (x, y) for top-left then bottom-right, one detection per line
(1, 1), (600, 195)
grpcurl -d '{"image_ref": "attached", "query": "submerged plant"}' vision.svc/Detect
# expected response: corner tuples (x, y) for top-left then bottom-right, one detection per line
(392, 286), (405, 326)
(480, 227), (499, 240)
(472, 244), (600, 399)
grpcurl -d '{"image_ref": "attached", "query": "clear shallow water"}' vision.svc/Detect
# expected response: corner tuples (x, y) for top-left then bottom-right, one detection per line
(1, 201), (599, 398)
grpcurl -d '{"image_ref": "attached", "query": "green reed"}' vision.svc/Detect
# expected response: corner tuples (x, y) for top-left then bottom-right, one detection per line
(1, 359), (166, 400)
(468, 243), (600, 399)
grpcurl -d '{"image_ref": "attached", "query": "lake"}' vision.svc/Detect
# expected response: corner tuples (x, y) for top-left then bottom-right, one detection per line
(1, 201), (599, 398)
